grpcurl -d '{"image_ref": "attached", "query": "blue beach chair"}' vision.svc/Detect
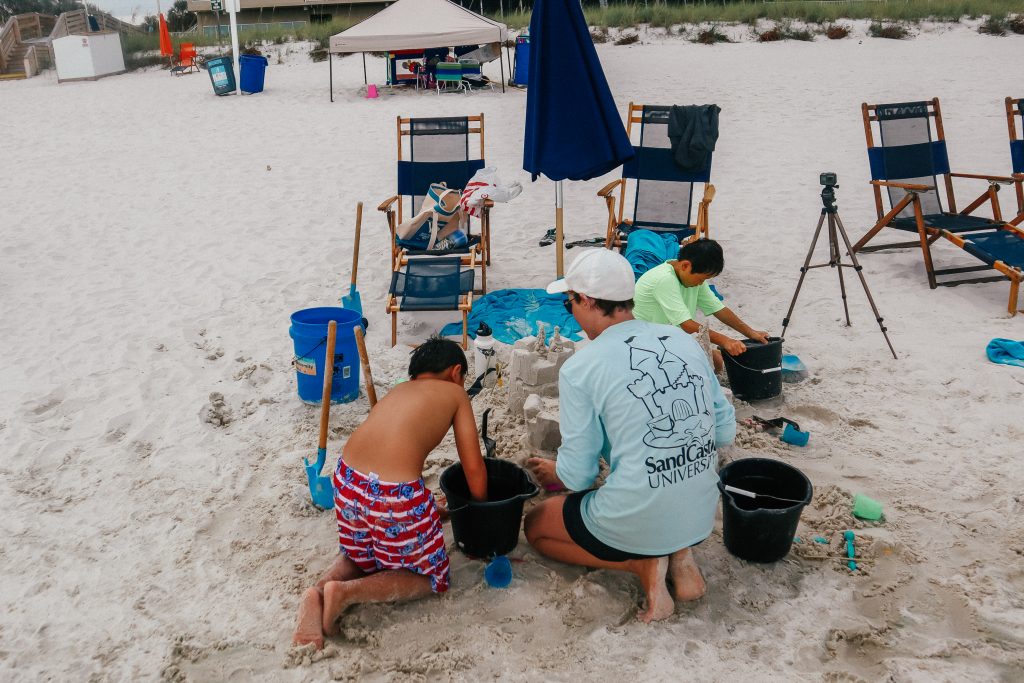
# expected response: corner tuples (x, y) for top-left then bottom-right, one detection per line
(387, 255), (475, 348)
(378, 115), (492, 292)
(1006, 97), (1024, 227)
(598, 102), (716, 250)
(851, 98), (1023, 314)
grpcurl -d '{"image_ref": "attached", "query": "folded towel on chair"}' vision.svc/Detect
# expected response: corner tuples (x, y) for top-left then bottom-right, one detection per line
(986, 338), (1024, 368)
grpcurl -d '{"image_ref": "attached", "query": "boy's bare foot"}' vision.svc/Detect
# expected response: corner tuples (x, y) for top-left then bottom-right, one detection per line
(292, 587), (325, 650)
(321, 580), (354, 637)
(634, 556), (674, 623)
(669, 548), (706, 602)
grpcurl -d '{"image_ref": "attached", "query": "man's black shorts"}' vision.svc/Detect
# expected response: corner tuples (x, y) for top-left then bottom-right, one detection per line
(562, 490), (660, 562)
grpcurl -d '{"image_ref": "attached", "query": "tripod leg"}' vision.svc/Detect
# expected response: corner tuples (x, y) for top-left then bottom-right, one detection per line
(830, 214), (852, 326)
(781, 211), (827, 340)
(834, 213), (898, 359)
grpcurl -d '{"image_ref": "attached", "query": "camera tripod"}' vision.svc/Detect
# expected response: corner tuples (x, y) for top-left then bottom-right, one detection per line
(780, 177), (898, 359)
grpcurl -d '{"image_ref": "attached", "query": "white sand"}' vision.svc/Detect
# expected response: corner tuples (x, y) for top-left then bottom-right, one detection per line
(2, 22), (1023, 681)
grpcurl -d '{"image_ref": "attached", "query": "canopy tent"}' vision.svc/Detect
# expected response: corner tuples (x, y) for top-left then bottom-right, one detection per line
(327, 0), (509, 99)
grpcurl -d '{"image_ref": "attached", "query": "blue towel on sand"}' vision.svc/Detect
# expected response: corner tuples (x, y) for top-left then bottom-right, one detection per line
(986, 338), (1024, 368)
(441, 289), (584, 344)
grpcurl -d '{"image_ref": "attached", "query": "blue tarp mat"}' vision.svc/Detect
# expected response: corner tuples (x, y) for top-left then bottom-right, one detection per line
(441, 288), (583, 344)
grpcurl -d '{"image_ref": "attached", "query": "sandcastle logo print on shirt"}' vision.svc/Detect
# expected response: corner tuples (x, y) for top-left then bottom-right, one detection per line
(625, 335), (717, 489)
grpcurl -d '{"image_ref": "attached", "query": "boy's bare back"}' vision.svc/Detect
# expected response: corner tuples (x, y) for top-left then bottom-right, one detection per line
(342, 378), (479, 483)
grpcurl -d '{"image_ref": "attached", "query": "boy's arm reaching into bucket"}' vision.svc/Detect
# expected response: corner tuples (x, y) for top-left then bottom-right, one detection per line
(711, 307), (769, 349)
(452, 394), (488, 502)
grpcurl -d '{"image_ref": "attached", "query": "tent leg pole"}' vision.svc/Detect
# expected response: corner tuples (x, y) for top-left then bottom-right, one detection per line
(329, 52), (334, 102)
(362, 52), (367, 84)
(500, 46), (506, 93)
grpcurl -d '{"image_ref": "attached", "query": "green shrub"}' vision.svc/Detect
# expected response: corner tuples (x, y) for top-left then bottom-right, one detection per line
(1009, 15), (1024, 33)
(757, 26), (783, 42)
(979, 15), (1007, 34)
(695, 26), (730, 45)
(614, 32), (639, 45)
(869, 22), (909, 39)
(591, 27), (609, 43)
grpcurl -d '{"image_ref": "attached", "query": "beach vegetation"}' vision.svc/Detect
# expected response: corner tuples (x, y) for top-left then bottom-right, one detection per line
(614, 31), (640, 45)
(824, 23), (851, 39)
(978, 15), (1007, 34)
(695, 26), (731, 44)
(1009, 14), (1024, 33)
(755, 21), (815, 42)
(869, 22), (910, 39)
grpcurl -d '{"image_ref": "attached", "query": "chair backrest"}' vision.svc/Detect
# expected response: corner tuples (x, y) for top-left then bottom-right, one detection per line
(863, 99), (952, 219)
(395, 115), (486, 225)
(392, 257), (474, 310)
(436, 63), (462, 83)
(458, 59), (481, 77)
(618, 102), (713, 235)
(1008, 97), (1024, 175)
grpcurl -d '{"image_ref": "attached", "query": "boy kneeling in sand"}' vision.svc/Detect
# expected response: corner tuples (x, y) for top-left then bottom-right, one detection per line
(293, 337), (488, 649)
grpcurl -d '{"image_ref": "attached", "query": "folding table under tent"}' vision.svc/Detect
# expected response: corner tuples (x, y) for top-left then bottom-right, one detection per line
(327, 0), (510, 100)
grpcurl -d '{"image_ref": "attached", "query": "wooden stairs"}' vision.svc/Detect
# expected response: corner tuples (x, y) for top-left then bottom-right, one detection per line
(0, 42), (29, 79)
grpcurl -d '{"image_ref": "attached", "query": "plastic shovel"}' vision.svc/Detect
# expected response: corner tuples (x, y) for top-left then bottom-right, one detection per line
(305, 320), (338, 510)
(341, 202), (365, 326)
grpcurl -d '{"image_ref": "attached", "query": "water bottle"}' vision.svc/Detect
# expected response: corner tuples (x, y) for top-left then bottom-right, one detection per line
(473, 322), (497, 387)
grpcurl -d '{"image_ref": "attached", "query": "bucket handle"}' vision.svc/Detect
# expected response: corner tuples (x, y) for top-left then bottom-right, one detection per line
(291, 335), (344, 369)
(724, 355), (782, 375)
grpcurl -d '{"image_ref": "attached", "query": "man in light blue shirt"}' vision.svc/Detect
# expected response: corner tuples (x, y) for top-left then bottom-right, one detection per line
(525, 249), (735, 623)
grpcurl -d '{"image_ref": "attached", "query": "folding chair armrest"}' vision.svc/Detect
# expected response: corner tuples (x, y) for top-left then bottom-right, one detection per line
(700, 184), (716, 205)
(596, 178), (625, 197)
(378, 195), (399, 212)
(870, 180), (934, 192)
(949, 172), (1017, 185)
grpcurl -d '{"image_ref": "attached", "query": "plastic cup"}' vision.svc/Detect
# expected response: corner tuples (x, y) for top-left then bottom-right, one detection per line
(852, 494), (883, 521)
(780, 423), (810, 447)
(484, 555), (512, 588)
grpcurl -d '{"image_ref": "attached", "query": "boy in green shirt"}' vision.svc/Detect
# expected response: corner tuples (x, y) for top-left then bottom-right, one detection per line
(633, 239), (769, 371)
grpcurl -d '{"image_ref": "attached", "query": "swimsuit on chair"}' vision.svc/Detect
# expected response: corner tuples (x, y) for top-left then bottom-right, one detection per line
(333, 459), (450, 592)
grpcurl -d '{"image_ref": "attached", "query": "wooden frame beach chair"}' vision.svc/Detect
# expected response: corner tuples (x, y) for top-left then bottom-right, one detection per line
(852, 98), (1024, 314)
(597, 102), (716, 250)
(1005, 97), (1024, 226)
(386, 254), (475, 349)
(378, 115), (491, 292)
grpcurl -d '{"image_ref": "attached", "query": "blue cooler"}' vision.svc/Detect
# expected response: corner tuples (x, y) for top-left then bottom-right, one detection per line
(239, 54), (269, 94)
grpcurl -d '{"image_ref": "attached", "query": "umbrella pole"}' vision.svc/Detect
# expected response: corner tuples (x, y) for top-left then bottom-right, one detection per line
(556, 181), (564, 277)
(329, 52), (333, 102)
(362, 52), (367, 84)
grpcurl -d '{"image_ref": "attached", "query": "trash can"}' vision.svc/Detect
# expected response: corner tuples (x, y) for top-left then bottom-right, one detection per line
(239, 54), (269, 94)
(206, 56), (235, 95)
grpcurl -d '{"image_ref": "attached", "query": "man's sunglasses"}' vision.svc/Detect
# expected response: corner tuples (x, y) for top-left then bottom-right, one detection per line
(562, 292), (578, 314)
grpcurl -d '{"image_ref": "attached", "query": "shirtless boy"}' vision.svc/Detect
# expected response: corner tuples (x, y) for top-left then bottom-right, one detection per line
(292, 337), (488, 649)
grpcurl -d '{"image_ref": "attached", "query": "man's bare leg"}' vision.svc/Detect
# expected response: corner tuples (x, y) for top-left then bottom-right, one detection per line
(524, 497), (674, 623)
(293, 554), (365, 649)
(669, 548), (706, 601)
(322, 570), (434, 636)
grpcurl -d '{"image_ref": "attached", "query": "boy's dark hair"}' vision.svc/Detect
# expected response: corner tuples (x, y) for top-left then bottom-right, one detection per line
(592, 297), (634, 316)
(409, 335), (468, 379)
(677, 239), (725, 276)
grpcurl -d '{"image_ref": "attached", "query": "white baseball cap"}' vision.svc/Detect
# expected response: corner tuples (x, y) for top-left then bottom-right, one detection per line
(546, 249), (636, 301)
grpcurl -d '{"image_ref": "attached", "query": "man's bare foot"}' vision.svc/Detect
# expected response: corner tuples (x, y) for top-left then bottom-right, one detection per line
(634, 556), (674, 623)
(321, 580), (354, 637)
(669, 548), (706, 602)
(292, 587), (325, 650)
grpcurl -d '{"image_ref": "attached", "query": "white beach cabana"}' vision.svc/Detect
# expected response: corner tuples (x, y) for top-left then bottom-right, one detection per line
(327, 0), (509, 99)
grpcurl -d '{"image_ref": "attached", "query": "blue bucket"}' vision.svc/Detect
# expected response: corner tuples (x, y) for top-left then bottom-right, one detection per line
(289, 307), (361, 404)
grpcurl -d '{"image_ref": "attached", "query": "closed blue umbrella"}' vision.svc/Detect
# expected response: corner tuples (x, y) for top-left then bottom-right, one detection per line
(523, 0), (634, 276)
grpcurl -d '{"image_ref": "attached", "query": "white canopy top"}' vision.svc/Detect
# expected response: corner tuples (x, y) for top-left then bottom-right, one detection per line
(328, 0), (507, 54)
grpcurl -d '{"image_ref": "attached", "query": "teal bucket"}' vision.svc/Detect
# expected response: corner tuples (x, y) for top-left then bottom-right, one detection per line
(289, 307), (361, 404)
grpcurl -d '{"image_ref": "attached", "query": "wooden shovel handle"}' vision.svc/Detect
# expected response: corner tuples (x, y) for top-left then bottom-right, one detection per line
(318, 321), (337, 450)
(353, 325), (377, 407)
(351, 202), (363, 287)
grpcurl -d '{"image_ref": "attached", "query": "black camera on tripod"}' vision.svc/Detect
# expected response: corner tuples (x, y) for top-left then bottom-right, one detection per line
(819, 171), (838, 212)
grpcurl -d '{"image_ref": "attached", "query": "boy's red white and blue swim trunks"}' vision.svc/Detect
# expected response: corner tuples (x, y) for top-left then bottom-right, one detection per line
(333, 459), (450, 593)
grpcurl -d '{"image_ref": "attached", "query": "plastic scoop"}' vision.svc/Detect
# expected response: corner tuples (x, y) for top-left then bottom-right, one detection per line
(484, 555), (512, 588)
(781, 354), (809, 383)
(752, 416), (810, 447)
(723, 484), (807, 506)
(852, 494), (883, 520)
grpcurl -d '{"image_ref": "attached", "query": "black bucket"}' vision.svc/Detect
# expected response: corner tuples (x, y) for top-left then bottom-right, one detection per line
(718, 457), (813, 563)
(439, 458), (539, 558)
(721, 337), (783, 401)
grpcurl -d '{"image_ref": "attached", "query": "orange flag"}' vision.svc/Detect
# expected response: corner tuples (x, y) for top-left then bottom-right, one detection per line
(158, 14), (173, 57)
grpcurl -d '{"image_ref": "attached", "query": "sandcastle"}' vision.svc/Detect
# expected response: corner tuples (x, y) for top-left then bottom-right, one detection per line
(506, 324), (575, 454)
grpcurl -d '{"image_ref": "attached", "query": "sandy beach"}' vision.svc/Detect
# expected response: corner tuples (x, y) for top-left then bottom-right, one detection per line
(2, 20), (1023, 681)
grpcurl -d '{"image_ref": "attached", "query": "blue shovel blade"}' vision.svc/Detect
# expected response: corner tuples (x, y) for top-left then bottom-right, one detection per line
(342, 285), (362, 316)
(305, 448), (336, 510)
